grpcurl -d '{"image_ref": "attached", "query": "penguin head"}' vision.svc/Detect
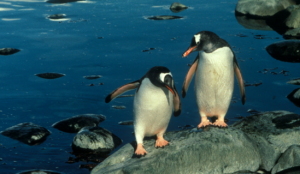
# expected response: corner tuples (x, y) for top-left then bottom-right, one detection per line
(182, 31), (220, 57)
(147, 66), (176, 96)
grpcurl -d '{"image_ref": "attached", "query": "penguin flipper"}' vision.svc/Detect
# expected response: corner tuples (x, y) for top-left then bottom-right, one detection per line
(105, 80), (140, 103)
(173, 87), (181, 116)
(182, 54), (199, 98)
(233, 58), (246, 105)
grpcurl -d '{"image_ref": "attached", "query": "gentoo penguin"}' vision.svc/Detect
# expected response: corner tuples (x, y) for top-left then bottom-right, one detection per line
(105, 66), (181, 156)
(181, 31), (245, 128)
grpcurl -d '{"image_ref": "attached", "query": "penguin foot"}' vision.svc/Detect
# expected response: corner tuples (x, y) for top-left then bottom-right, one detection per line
(212, 120), (228, 128)
(135, 143), (147, 156)
(197, 120), (212, 129)
(155, 137), (169, 148)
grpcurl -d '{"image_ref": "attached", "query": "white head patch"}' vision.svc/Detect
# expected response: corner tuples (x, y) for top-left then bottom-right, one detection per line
(159, 72), (172, 82)
(194, 34), (201, 44)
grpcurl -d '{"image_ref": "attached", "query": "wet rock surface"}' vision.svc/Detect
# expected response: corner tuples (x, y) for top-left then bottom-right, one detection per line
(83, 75), (102, 79)
(0, 48), (20, 55)
(48, 14), (66, 20)
(118, 120), (133, 125)
(16, 169), (65, 174)
(235, 0), (298, 17)
(147, 15), (183, 20)
(91, 111), (300, 174)
(72, 127), (122, 156)
(35, 72), (65, 79)
(0, 122), (51, 146)
(170, 2), (188, 13)
(287, 88), (300, 107)
(266, 40), (300, 63)
(52, 114), (106, 133)
(287, 78), (300, 85)
(271, 145), (300, 174)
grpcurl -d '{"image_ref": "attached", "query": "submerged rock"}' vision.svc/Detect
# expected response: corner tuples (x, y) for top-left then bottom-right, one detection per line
(266, 40), (300, 63)
(52, 114), (106, 133)
(0, 122), (51, 146)
(0, 48), (20, 55)
(118, 120), (133, 125)
(72, 127), (122, 156)
(235, 0), (297, 17)
(170, 2), (188, 13)
(147, 15), (183, 20)
(287, 78), (300, 85)
(271, 145), (300, 174)
(91, 111), (300, 174)
(287, 88), (300, 107)
(16, 169), (64, 174)
(46, 0), (84, 3)
(112, 105), (126, 109)
(35, 72), (65, 79)
(83, 75), (102, 80)
(48, 14), (66, 20)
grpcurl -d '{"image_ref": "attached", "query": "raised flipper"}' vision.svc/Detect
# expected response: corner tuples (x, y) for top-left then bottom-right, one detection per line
(173, 86), (181, 117)
(182, 54), (199, 98)
(233, 57), (246, 105)
(105, 80), (140, 103)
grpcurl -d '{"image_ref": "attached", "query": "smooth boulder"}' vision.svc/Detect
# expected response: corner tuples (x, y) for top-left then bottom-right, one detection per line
(72, 127), (122, 156)
(52, 114), (106, 133)
(0, 122), (51, 146)
(235, 0), (298, 17)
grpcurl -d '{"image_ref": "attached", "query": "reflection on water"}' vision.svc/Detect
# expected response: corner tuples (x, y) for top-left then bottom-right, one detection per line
(46, 0), (85, 3)
(235, 14), (272, 31)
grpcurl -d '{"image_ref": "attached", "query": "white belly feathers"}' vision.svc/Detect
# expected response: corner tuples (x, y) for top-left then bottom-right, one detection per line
(195, 47), (234, 115)
(133, 78), (173, 136)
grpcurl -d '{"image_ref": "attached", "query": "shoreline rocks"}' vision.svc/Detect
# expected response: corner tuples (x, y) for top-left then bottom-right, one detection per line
(91, 111), (300, 174)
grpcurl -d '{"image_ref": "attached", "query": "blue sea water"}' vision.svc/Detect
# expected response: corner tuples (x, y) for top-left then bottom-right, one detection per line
(0, 0), (299, 173)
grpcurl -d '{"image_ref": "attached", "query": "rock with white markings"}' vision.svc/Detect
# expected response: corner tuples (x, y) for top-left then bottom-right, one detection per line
(72, 127), (122, 156)
(52, 114), (106, 133)
(0, 122), (51, 146)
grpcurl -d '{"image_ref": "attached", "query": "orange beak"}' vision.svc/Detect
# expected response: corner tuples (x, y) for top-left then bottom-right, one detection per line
(182, 46), (197, 57)
(165, 85), (175, 96)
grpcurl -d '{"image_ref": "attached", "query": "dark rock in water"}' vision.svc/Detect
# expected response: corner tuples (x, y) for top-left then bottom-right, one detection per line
(16, 169), (64, 174)
(0, 48), (20, 56)
(244, 82), (262, 87)
(91, 111), (300, 174)
(72, 127), (122, 156)
(46, 0), (84, 3)
(271, 145), (300, 174)
(266, 41), (300, 63)
(83, 75), (102, 80)
(287, 78), (300, 85)
(48, 14), (66, 20)
(52, 114), (106, 133)
(0, 122), (51, 146)
(170, 2), (188, 13)
(35, 72), (65, 79)
(112, 105), (126, 109)
(287, 88), (300, 107)
(235, 14), (273, 31)
(118, 120), (133, 125)
(147, 15), (183, 20)
(235, 0), (297, 18)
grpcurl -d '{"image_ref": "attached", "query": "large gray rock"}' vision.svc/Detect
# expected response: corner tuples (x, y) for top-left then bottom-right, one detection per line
(285, 5), (300, 28)
(235, 0), (298, 17)
(52, 114), (106, 133)
(72, 126), (122, 156)
(91, 111), (300, 174)
(284, 28), (300, 39)
(271, 145), (300, 174)
(0, 122), (51, 146)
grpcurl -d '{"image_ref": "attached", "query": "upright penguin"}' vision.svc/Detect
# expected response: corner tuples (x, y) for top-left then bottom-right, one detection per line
(105, 66), (181, 156)
(182, 31), (245, 128)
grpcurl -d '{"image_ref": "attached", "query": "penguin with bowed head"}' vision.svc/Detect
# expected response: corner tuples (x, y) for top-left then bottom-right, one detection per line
(105, 66), (181, 156)
(181, 31), (246, 128)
